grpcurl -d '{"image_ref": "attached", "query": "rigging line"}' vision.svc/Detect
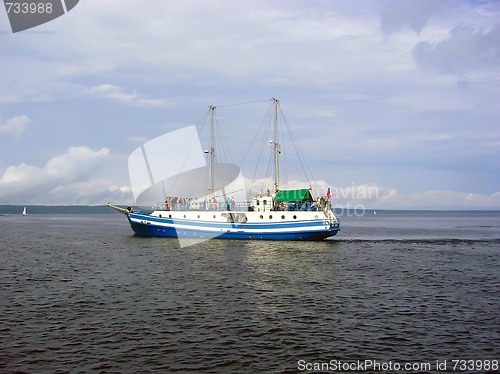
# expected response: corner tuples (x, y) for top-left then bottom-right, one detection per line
(195, 107), (212, 141)
(242, 102), (273, 175)
(214, 99), (271, 108)
(213, 111), (236, 190)
(211, 188), (245, 199)
(262, 106), (275, 193)
(274, 100), (290, 189)
(250, 103), (274, 185)
(263, 153), (273, 193)
(161, 107), (211, 192)
(215, 113), (234, 165)
(239, 104), (273, 166)
(165, 117), (211, 198)
(279, 105), (316, 187)
(279, 114), (289, 188)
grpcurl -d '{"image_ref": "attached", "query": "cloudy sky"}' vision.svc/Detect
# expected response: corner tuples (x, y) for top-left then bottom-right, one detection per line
(0, 0), (499, 209)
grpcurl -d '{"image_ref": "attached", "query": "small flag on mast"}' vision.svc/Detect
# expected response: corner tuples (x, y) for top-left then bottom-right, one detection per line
(327, 186), (331, 199)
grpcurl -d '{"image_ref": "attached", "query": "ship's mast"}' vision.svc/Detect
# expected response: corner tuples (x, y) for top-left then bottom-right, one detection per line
(272, 97), (280, 193)
(209, 105), (216, 197)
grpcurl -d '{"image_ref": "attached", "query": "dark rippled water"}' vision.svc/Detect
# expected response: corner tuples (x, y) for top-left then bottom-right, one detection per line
(1, 211), (499, 373)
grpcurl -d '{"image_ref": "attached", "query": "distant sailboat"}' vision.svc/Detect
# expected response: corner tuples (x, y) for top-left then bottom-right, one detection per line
(22, 206), (28, 216)
(373, 210), (377, 215)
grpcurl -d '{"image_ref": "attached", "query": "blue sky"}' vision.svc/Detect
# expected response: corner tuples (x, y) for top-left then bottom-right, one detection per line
(0, 0), (499, 209)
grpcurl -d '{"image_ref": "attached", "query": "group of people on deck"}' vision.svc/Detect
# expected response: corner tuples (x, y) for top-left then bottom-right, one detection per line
(275, 196), (330, 212)
(164, 196), (237, 211)
(164, 196), (208, 211)
(164, 194), (330, 212)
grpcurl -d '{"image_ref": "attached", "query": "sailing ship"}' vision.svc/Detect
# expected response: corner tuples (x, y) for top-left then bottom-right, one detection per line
(108, 98), (340, 241)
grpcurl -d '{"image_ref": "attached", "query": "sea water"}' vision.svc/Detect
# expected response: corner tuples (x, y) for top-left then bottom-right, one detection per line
(1, 211), (499, 373)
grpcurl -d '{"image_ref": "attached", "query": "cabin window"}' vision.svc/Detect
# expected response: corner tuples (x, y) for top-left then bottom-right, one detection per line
(256, 200), (260, 205)
(263, 200), (267, 205)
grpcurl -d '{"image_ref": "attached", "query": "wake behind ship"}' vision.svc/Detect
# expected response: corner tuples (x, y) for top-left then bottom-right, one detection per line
(108, 98), (340, 241)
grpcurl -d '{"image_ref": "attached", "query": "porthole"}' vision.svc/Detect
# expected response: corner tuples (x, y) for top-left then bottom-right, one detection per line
(159, 214), (162, 218)
(213, 215), (216, 219)
(183, 215), (186, 218)
(260, 215), (263, 219)
(269, 215), (273, 219)
(197, 215), (200, 219)
(293, 215), (297, 219)
(169, 214), (172, 218)
(281, 215), (285, 219)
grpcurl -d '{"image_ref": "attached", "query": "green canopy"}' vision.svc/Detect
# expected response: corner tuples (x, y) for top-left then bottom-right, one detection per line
(274, 189), (314, 202)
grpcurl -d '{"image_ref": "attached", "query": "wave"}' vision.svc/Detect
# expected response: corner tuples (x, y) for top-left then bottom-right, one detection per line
(334, 238), (500, 245)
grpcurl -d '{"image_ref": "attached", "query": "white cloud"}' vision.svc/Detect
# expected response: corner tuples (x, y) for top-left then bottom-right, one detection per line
(300, 181), (500, 210)
(0, 115), (30, 137)
(378, 189), (500, 210)
(85, 84), (170, 107)
(328, 184), (500, 210)
(0, 146), (132, 204)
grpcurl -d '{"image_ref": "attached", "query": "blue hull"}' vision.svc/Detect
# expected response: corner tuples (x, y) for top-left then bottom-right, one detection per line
(127, 214), (339, 241)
